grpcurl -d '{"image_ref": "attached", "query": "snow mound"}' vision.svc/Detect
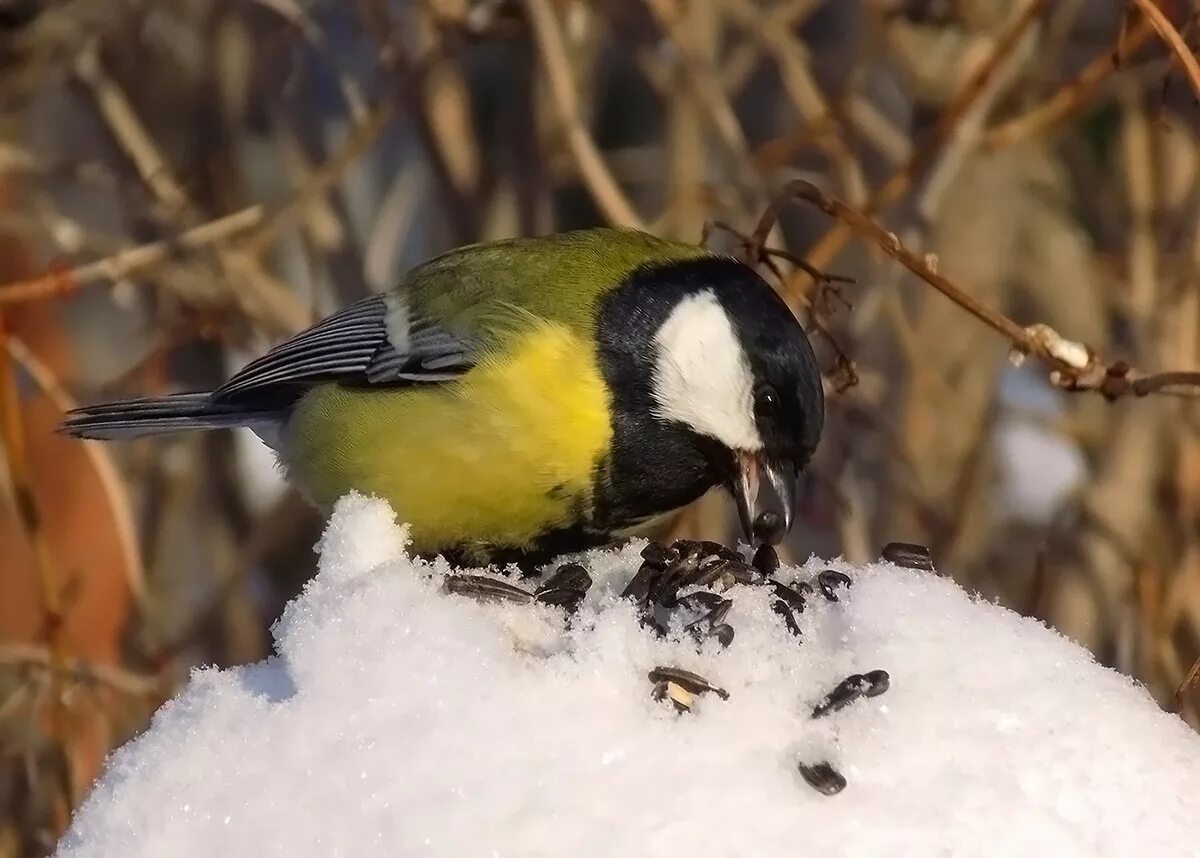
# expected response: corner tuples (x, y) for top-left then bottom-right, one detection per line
(59, 495), (1200, 857)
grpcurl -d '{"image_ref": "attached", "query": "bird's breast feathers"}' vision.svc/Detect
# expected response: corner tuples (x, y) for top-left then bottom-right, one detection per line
(283, 320), (614, 557)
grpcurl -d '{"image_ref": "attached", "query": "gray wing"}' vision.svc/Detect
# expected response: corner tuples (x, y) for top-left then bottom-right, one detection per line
(213, 293), (474, 400)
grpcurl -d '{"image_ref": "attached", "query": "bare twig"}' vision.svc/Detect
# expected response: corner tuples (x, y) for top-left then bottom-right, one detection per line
(983, 13), (1156, 149)
(1174, 656), (1200, 713)
(524, 0), (643, 228)
(75, 45), (311, 334)
(0, 206), (264, 305)
(0, 312), (72, 812)
(239, 104), (395, 256)
(5, 336), (147, 607)
(798, 0), (1049, 283)
(773, 179), (1200, 400)
(73, 42), (189, 215)
(1128, 0), (1200, 100)
(643, 0), (765, 205)
(0, 644), (161, 698)
(717, 0), (865, 203)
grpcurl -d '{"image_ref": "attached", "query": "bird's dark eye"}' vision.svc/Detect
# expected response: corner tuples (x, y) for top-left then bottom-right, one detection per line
(755, 384), (779, 414)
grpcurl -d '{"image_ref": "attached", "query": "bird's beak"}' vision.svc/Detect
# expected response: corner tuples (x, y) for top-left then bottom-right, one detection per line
(730, 452), (797, 545)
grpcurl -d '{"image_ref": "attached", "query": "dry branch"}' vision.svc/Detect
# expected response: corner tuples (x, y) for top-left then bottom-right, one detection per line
(772, 179), (1200, 400)
(0, 206), (264, 305)
(1127, 0), (1200, 100)
(525, 0), (643, 229)
(0, 643), (161, 698)
(798, 0), (1049, 282)
(983, 12), (1156, 149)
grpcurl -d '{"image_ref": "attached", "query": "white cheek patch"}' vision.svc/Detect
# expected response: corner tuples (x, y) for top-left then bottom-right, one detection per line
(651, 290), (762, 451)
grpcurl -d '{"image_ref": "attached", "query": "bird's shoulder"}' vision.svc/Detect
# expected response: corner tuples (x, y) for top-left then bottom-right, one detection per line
(402, 228), (715, 335)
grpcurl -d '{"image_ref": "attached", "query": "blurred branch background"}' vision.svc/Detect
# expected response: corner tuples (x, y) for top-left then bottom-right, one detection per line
(0, 0), (1197, 852)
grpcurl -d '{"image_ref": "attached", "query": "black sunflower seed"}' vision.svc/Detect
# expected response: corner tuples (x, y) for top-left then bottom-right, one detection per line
(621, 563), (661, 603)
(880, 541), (933, 571)
(712, 624), (735, 647)
(753, 510), (785, 545)
(641, 542), (680, 568)
(753, 543), (780, 575)
(798, 761), (846, 796)
(861, 669), (890, 697)
(812, 675), (866, 718)
(534, 562), (592, 612)
(443, 574), (533, 605)
(721, 560), (765, 586)
(675, 590), (728, 613)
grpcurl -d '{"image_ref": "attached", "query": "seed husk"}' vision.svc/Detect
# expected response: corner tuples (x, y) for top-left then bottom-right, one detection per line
(772, 599), (802, 637)
(770, 579), (808, 613)
(812, 674), (867, 718)
(817, 570), (852, 602)
(647, 666), (730, 700)
(443, 574), (533, 605)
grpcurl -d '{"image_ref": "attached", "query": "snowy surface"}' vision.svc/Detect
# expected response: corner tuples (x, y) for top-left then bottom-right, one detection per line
(59, 495), (1200, 858)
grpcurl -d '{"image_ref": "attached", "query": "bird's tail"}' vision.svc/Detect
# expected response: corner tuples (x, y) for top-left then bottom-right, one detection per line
(59, 392), (280, 441)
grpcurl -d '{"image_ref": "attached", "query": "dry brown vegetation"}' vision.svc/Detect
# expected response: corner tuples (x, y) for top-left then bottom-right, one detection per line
(0, 0), (1198, 853)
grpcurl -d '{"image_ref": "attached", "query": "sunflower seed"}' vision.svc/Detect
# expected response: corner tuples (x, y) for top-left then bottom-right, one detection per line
(647, 666), (729, 700)
(798, 761), (846, 796)
(880, 541), (933, 571)
(861, 669), (890, 697)
(443, 574), (533, 605)
(534, 562), (592, 612)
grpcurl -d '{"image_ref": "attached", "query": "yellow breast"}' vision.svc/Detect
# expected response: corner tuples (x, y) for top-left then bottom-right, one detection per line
(283, 322), (613, 556)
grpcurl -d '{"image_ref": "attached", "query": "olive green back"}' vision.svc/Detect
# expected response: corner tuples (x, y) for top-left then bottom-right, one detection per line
(402, 228), (716, 348)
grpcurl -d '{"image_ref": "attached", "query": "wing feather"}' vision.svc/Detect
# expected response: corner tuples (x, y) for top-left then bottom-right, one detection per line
(212, 294), (474, 400)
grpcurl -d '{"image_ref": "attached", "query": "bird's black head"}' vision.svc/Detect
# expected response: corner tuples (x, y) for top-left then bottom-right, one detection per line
(594, 255), (824, 544)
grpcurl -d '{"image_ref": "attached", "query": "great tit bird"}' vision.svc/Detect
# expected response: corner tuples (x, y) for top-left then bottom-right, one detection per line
(61, 228), (824, 565)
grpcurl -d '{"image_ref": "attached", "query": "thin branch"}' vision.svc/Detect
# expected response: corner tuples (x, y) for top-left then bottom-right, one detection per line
(0, 644), (162, 698)
(717, 0), (866, 203)
(1128, 0), (1200, 100)
(239, 104), (395, 256)
(73, 41), (189, 215)
(983, 12), (1156, 149)
(0, 206), (264, 305)
(524, 0), (643, 229)
(75, 44), (310, 334)
(797, 0), (1049, 282)
(1174, 656), (1200, 713)
(5, 336), (147, 608)
(774, 179), (1200, 400)
(0, 312), (72, 810)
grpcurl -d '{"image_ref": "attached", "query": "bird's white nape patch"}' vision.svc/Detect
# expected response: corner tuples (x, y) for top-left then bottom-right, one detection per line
(651, 290), (762, 451)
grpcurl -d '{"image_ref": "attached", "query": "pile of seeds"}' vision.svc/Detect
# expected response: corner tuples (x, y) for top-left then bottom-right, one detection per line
(441, 538), (935, 797)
